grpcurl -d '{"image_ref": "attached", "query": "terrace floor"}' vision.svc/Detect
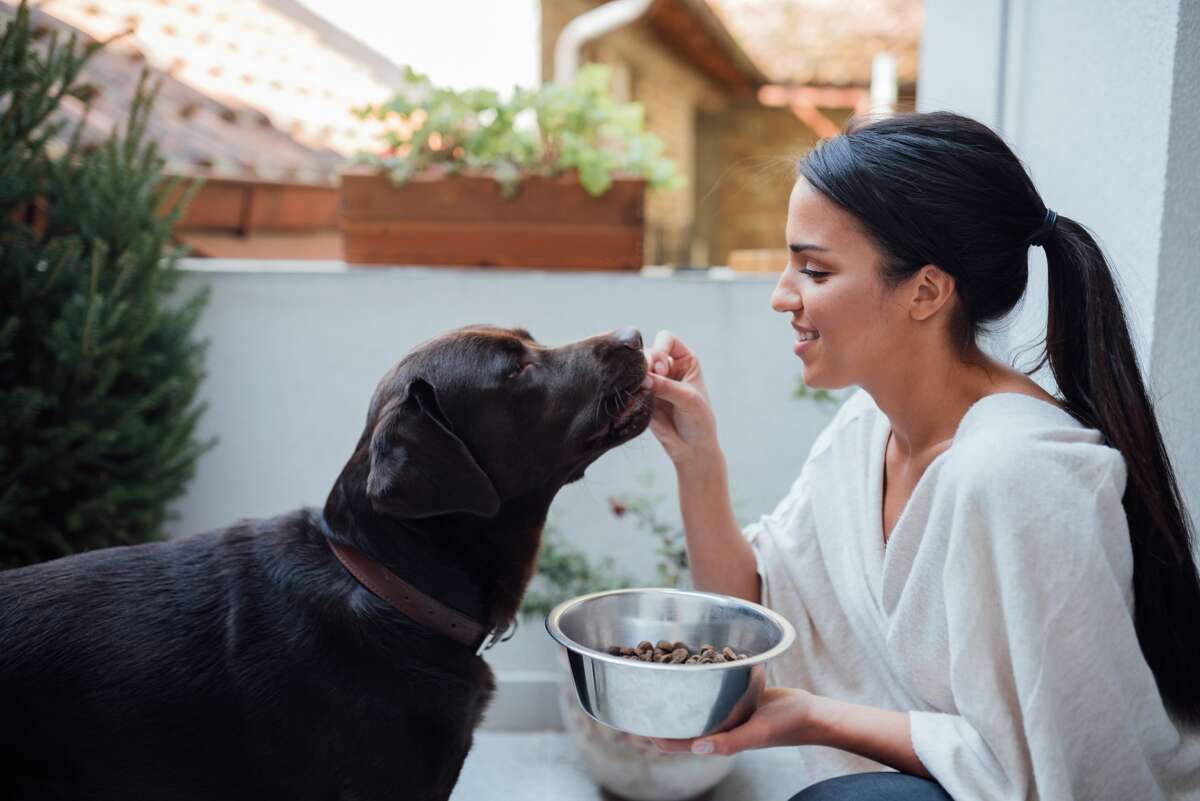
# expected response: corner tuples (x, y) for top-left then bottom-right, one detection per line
(450, 730), (810, 800)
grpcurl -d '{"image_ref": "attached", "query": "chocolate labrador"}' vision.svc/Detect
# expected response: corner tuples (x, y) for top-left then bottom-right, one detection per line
(0, 324), (653, 801)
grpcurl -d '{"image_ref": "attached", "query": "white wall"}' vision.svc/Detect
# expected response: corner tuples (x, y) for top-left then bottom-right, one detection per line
(169, 261), (838, 728)
(1150, 0), (1200, 544)
(919, 0), (1200, 527)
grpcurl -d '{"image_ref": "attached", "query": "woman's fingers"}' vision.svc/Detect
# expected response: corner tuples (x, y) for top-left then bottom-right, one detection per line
(651, 329), (693, 360)
(646, 330), (691, 377)
(651, 329), (677, 356)
(644, 351), (674, 377)
(640, 329), (719, 464)
(643, 371), (701, 408)
(649, 737), (696, 754)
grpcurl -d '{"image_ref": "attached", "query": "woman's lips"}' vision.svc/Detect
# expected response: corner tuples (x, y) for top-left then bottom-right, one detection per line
(792, 327), (820, 357)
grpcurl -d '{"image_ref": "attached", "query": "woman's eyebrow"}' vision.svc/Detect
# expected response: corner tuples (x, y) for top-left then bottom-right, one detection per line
(788, 242), (831, 253)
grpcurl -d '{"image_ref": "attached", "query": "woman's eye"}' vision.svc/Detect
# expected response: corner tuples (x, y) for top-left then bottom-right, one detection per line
(799, 266), (830, 280)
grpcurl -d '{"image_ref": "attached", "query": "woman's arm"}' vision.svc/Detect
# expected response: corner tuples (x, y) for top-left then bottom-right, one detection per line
(805, 695), (929, 777)
(674, 448), (761, 604)
(653, 687), (931, 778)
(643, 335), (926, 772)
(642, 331), (760, 604)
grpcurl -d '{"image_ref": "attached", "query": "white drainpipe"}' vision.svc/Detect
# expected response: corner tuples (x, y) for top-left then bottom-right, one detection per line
(553, 0), (655, 85)
(870, 51), (898, 115)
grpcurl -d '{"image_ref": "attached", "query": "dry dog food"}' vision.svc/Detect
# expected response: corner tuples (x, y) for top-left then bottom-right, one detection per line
(605, 640), (750, 665)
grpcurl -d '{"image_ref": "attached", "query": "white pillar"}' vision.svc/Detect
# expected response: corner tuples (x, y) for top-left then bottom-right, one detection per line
(869, 52), (898, 115)
(1150, 0), (1200, 537)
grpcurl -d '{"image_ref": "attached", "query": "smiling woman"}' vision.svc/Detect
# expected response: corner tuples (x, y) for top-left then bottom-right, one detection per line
(640, 111), (1200, 800)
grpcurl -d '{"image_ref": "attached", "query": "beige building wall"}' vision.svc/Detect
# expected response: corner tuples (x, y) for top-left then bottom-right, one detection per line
(701, 90), (915, 268)
(541, 0), (730, 265)
(699, 103), (816, 267)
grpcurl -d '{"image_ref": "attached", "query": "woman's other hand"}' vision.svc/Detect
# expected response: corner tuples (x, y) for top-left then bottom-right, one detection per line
(650, 687), (815, 756)
(642, 330), (719, 467)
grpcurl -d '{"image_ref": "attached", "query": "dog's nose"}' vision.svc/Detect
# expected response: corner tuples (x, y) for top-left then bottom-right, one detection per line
(615, 327), (643, 350)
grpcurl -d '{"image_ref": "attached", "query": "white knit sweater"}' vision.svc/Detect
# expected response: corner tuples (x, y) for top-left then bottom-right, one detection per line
(745, 390), (1200, 800)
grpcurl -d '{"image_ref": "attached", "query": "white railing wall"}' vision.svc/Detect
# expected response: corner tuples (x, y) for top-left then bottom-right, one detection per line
(169, 260), (839, 729)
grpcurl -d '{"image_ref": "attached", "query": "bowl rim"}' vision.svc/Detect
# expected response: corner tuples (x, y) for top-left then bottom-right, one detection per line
(544, 587), (797, 671)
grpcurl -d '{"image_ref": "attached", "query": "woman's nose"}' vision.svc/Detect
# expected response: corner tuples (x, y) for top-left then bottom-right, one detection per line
(770, 269), (802, 314)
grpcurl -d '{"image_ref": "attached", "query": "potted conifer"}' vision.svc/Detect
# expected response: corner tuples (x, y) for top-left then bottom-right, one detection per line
(341, 65), (681, 270)
(0, 2), (210, 567)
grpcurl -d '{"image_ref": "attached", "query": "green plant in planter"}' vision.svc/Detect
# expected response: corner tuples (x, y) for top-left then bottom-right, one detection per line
(353, 64), (683, 197)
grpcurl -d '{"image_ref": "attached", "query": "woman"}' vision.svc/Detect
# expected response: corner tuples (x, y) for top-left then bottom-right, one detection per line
(640, 112), (1200, 800)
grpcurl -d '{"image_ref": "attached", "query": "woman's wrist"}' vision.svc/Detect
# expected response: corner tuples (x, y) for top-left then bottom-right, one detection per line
(798, 694), (931, 778)
(798, 692), (844, 746)
(672, 441), (725, 479)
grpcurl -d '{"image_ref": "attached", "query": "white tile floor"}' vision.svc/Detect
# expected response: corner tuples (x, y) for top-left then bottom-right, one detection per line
(451, 731), (810, 801)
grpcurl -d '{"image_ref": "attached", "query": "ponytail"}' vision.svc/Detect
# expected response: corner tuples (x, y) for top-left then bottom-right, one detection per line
(1042, 216), (1200, 724)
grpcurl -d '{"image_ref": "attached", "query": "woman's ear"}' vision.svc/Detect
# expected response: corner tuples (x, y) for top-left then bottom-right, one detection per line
(908, 264), (956, 322)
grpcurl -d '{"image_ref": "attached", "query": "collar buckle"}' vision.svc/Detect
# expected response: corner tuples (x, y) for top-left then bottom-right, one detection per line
(475, 628), (501, 656)
(474, 618), (519, 656)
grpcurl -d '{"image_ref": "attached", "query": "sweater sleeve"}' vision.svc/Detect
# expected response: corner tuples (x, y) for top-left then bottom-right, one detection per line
(741, 469), (810, 610)
(908, 446), (1186, 801)
(742, 391), (871, 610)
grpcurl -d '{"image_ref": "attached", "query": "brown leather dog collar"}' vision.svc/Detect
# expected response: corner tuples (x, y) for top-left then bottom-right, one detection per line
(320, 517), (515, 655)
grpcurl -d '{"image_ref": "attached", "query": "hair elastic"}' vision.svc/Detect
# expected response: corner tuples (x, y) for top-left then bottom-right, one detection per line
(1030, 209), (1058, 248)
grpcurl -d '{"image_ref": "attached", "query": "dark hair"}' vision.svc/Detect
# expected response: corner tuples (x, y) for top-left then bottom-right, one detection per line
(798, 111), (1200, 724)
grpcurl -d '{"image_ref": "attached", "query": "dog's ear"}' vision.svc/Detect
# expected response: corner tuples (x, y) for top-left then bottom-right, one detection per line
(366, 379), (501, 519)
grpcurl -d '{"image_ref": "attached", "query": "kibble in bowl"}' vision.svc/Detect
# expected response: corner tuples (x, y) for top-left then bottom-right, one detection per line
(545, 588), (796, 739)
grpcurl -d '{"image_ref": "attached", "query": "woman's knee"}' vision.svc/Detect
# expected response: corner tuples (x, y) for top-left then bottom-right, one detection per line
(787, 771), (954, 801)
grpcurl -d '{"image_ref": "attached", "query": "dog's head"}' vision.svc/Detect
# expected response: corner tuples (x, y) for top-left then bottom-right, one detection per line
(359, 325), (652, 520)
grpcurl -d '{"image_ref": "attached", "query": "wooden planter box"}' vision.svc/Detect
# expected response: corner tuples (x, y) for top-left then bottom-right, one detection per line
(338, 171), (645, 271)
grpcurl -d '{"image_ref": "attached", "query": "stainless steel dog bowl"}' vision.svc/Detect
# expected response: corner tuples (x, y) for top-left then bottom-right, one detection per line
(546, 588), (796, 739)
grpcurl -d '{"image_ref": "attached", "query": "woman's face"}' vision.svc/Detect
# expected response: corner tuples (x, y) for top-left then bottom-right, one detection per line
(771, 178), (912, 390)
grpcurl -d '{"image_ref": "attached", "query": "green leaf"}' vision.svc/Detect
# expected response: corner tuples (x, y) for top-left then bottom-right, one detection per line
(578, 160), (612, 196)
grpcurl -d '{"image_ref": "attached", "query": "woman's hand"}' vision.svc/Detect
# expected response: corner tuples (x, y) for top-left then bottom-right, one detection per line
(650, 687), (816, 756)
(653, 689), (933, 778)
(642, 330), (719, 467)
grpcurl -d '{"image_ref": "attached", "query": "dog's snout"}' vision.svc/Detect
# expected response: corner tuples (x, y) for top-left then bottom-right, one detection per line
(614, 327), (642, 351)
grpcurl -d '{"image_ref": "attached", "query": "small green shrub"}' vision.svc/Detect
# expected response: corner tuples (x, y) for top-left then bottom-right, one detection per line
(354, 64), (683, 197)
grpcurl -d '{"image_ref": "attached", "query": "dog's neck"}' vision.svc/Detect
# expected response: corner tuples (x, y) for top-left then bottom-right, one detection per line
(322, 473), (555, 634)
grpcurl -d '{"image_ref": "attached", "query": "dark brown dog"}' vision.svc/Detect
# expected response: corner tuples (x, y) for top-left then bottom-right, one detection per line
(0, 324), (652, 801)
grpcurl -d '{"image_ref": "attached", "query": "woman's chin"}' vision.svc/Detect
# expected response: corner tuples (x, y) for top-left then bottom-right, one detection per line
(800, 364), (839, 392)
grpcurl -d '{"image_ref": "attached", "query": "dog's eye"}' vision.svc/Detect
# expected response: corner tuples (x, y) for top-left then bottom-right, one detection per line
(506, 362), (534, 381)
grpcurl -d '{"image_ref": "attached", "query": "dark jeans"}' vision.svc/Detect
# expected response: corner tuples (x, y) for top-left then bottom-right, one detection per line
(788, 772), (954, 801)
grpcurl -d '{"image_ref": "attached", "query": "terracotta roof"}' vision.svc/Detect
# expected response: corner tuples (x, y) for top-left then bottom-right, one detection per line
(2, 2), (349, 182)
(8, 0), (407, 174)
(705, 0), (922, 87)
(642, 0), (770, 91)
